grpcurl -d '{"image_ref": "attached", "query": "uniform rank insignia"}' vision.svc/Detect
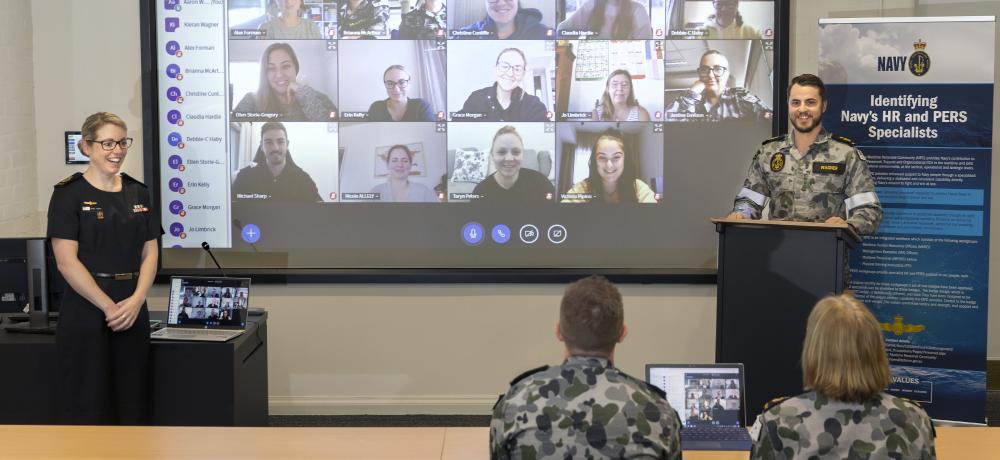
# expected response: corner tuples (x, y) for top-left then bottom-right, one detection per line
(770, 152), (785, 172)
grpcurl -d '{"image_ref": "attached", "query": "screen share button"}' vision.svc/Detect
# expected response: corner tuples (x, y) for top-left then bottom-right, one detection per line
(547, 225), (567, 244)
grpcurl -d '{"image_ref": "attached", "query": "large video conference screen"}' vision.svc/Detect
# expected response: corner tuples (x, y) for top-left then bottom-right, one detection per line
(148, 0), (783, 271)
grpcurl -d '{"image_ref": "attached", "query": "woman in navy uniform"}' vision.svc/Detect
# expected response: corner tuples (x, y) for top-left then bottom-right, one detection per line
(47, 112), (161, 424)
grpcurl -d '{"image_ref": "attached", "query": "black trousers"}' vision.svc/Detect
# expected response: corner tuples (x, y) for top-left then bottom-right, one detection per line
(56, 278), (150, 425)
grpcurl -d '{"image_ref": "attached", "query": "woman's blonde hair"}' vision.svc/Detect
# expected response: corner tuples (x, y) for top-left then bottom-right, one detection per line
(81, 112), (127, 142)
(801, 294), (891, 403)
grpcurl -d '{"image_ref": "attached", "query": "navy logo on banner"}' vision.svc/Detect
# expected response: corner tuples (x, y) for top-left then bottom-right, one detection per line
(909, 39), (930, 77)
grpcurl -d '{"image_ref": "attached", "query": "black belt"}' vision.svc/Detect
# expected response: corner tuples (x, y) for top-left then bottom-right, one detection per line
(91, 271), (140, 281)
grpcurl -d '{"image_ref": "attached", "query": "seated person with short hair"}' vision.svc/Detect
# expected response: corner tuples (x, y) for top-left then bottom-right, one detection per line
(490, 275), (681, 459)
(751, 294), (936, 459)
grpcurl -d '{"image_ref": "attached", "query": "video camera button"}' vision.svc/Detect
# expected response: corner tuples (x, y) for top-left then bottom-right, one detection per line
(519, 224), (539, 244)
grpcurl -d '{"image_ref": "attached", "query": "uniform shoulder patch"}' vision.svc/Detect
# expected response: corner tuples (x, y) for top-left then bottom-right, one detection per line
(761, 135), (784, 146)
(120, 173), (148, 188)
(832, 134), (856, 147)
(509, 365), (548, 386)
(55, 172), (83, 187)
(763, 395), (791, 412)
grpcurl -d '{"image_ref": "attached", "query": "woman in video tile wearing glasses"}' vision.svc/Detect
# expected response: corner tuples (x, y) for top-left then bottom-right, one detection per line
(665, 49), (770, 121)
(233, 42), (338, 122)
(46, 112), (161, 425)
(259, 0), (322, 39)
(457, 0), (550, 40)
(751, 294), (936, 459)
(592, 69), (650, 122)
(456, 47), (547, 122)
(367, 65), (436, 122)
(563, 129), (656, 203)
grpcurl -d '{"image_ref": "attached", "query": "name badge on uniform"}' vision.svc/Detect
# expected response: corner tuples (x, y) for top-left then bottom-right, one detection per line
(769, 152), (785, 172)
(812, 162), (846, 175)
(81, 202), (104, 220)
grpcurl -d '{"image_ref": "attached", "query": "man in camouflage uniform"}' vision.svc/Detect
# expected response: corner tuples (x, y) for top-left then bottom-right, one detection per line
(339, 0), (390, 37)
(751, 391), (937, 460)
(728, 74), (882, 236)
(666, 49), (772, 121)
(490, 275), (681, 459)
(399, 0), (447, 39)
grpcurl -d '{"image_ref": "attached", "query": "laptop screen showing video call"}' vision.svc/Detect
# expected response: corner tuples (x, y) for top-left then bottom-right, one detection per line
(647, 365), (743, 428)
(167, 277), (251, 329)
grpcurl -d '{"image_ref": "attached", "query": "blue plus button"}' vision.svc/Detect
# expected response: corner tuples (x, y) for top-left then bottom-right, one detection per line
(462, 222), (484, 246)
(242, 224), (261, 244)
(491, 224), (511, 244)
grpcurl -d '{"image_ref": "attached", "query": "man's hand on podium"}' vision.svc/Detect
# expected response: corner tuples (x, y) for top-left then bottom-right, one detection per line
(824, 216), (847, 226)
(726, 212), (747, 220)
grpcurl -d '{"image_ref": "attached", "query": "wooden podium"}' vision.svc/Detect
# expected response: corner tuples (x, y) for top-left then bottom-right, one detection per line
(712, 219), (860, 423)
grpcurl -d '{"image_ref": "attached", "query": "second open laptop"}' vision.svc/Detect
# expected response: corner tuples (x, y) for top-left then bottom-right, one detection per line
(646, 363), (753, 451)
(151, 276), (251, 342)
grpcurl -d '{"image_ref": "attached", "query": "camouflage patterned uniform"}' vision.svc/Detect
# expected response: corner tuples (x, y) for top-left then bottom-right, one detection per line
(732, 129), (883, 235)
(399, 4), (447, 39)
(751, 391), (936, 459)
(490, 356), (682, 459)
(666, 87), (772, 121)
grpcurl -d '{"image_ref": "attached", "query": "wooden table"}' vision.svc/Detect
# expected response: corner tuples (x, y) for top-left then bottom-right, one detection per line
(0, 425), (993, 459)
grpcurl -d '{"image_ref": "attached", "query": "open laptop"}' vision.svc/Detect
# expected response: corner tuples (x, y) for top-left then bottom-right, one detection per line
(151, 276), (251, 342)
(646, 363), (753, 451)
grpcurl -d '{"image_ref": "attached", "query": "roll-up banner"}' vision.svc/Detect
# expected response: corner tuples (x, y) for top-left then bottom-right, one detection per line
(819, 16), (995, 424)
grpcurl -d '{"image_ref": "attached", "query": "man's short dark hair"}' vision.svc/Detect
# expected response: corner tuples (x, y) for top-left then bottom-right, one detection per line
(788, 73), (826, 101)
(260, 121), (287, 138)
(559, 275), (624, 356)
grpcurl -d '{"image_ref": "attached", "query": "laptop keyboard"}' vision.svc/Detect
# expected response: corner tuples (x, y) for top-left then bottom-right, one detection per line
(682, 426), (751, 441)
(172, 329), (233, 335)
(156, 328), (238, 338)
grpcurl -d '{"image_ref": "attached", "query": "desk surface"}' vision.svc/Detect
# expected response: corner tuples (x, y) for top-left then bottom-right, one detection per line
(0, 425), (993, 459)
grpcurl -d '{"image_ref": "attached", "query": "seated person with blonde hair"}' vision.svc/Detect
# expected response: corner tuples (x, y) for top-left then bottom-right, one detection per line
(751, 294), (936, 459)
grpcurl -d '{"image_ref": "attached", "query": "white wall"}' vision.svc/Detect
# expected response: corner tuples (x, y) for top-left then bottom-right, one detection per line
(143, 282), (718, 415)
(20, 0), (1000, 418)
(338, 122), (447, 195)
(0, 0), (39, 237)
(32, 0), (146, 222)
